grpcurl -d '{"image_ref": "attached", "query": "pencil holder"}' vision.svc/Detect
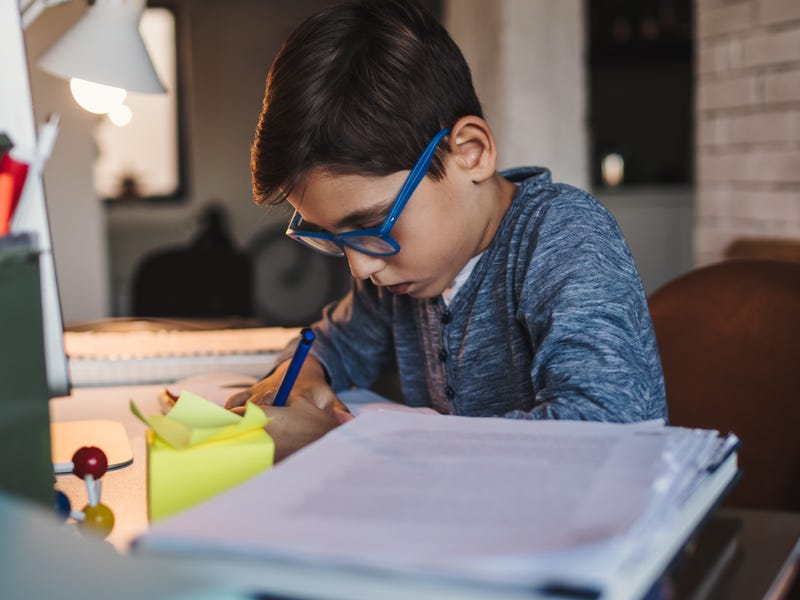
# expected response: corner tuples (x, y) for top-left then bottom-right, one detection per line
(0, 236), (52, 506)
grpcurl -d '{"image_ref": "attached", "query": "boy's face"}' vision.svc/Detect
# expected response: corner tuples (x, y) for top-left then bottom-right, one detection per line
(286, 165), (490, 299)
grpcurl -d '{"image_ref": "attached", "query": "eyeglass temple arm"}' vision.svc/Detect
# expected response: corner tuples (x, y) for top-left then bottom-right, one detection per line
(384, 128), (450, 227)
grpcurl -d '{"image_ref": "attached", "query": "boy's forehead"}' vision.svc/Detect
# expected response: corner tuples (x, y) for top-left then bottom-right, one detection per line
(301, 166), (406, 193)
(288, 168), (407, 225)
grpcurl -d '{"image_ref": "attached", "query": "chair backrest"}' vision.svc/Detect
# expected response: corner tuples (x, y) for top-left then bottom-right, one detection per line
(648, 259), (800, 511)
(724, 237), (800, 264)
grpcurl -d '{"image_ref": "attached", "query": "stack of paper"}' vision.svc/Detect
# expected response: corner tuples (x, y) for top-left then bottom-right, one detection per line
(136, 412), (738, 599)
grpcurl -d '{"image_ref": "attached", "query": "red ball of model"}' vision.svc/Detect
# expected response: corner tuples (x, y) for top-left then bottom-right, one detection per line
(71, 446), (108, 480)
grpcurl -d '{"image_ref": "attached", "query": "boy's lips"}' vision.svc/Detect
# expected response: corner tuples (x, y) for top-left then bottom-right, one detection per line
(385, 282), (411, 295)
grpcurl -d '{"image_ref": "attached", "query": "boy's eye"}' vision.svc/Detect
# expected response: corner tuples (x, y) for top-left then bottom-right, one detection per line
(336, 219), (384, 234)
(358, 219), (384, 230)
(358, 211), (391, 230)
(301, 220), (331, 234)
(300, 219), (341, 236)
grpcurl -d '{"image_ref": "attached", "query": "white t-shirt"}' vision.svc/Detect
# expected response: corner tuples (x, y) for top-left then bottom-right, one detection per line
(442, 252), (483, 306)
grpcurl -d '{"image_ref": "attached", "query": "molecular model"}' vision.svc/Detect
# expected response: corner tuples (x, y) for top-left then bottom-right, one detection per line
(54, 446), (115, 539)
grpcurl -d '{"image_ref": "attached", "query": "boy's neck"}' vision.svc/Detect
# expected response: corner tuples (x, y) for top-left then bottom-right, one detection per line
(475, 171), (518, 255)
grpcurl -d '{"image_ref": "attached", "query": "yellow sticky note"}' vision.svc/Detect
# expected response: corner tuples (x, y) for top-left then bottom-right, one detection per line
(131, 392), (274, 522)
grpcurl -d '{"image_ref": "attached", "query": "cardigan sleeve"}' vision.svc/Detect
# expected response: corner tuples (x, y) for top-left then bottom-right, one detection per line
(272, 278), (396, 392)
(504, 189), (666, 422)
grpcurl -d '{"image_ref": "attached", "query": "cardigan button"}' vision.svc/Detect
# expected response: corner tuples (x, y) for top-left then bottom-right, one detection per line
(441, 310), (452, 324)
(439, 350), (448, 362)
(446, 386), (455, 399)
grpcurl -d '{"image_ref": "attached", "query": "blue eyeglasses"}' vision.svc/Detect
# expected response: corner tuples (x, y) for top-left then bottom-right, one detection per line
(285, 128), (450, 257)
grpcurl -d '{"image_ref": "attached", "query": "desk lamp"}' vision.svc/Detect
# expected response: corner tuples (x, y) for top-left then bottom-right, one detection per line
(23, 0), (165, 118)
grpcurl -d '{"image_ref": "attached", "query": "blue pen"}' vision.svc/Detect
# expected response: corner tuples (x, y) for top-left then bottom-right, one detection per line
(272, 327), (316, 407)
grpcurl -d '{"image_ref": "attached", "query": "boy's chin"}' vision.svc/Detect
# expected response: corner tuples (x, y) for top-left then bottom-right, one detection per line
(408, 284), (446, 300)
(381, 279), (446, 299)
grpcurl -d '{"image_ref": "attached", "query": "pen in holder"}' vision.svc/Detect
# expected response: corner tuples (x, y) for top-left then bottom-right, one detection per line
(0, 152), (30, 235)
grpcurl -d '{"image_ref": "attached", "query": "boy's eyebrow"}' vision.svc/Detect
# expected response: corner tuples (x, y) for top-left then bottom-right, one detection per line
(330, 197), (394, 230)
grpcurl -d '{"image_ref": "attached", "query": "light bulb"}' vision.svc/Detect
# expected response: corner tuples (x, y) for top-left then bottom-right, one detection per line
(108, 104), (133, 127)
(601, 153), (625, 187)
(69, 78), (127, 115)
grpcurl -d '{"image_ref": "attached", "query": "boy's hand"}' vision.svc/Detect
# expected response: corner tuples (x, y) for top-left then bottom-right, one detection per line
(229, 397), (341, 462)
(225, 356), (353, 461)
(225, 355), (352, 420)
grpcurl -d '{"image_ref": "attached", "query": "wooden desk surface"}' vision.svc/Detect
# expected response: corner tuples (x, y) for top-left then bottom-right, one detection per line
(51, 386), (800, 599)
(668, 507), (800, 599)
(50, 384), (162, 549)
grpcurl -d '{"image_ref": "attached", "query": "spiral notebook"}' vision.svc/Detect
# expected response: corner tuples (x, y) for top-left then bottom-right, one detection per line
(64, 321), (299, 386)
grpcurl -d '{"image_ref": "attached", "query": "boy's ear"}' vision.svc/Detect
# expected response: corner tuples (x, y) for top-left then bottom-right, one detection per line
(447, 116), (498, 184)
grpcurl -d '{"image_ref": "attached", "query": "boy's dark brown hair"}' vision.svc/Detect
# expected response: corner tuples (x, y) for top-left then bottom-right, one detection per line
(251, 0), (483, 206)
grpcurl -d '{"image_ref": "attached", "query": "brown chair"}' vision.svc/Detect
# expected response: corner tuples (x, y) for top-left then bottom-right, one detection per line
(648, 259), (800, 511)
(725, 237), (800, 264)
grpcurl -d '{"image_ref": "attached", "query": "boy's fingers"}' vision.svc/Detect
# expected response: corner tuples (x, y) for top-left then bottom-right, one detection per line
(332, 396), (352, 415)
(226, 385), (278, 409)
(333, 407), (354, 423)
(256, 400), (342, 462)
(225, 390), (251, 409)
(305, 389), (351, 416)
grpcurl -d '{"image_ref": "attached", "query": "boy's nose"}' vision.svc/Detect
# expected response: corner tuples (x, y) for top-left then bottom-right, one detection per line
(343, 247), (386, 280)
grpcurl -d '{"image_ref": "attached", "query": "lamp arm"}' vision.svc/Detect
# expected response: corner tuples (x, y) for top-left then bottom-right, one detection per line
(20, 0), (73, 30)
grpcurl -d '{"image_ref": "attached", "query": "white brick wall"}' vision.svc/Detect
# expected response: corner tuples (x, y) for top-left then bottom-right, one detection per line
(695, 0), (800, 264)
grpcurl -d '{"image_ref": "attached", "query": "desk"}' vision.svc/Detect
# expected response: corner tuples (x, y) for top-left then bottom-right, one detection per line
(50, 385), (163, 549)
(49, 385), (800, 599)
(669, 508), (800, 599)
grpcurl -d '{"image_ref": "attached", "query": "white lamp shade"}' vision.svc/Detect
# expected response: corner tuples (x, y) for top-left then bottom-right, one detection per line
(37, 0), (166, 94)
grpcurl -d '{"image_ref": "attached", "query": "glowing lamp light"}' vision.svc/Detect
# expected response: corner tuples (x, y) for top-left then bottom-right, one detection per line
(108, 104), (133, 127)
(601, 153), (625, 187)
(69, 78), (127, 115)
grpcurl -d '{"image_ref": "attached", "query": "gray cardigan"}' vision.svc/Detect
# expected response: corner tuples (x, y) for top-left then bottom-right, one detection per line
(278, 167), (667, 422)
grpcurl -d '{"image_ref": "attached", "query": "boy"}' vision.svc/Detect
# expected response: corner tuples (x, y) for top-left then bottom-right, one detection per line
(227, 0), (667, 460)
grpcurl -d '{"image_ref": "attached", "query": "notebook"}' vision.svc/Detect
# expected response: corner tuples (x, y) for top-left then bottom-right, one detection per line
(64, 323), (299, 386)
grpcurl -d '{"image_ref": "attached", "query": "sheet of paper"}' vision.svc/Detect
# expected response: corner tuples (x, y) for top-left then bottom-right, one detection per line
(164, 372), (259, 406)
(337, 388), (438, 416)
(163, 373), (416, 416)
(139, 411), (727, 591)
